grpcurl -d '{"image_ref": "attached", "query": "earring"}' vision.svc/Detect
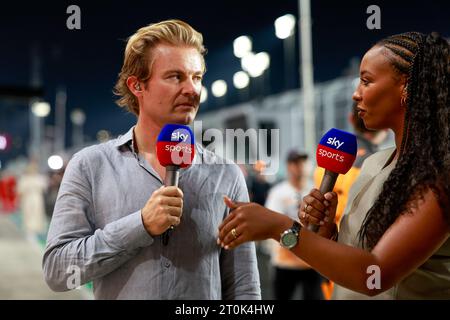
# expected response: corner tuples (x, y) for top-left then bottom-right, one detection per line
(135, 83), (141, 91)
(401, 94), (407, 107)
(401, 85), (408, 107)
(400, 93), (407, 107)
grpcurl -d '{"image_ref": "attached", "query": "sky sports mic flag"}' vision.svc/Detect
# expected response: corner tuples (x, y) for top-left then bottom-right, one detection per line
(316, 128), (357, 175)
(308, 128), (357, 232)
(156, 124), (195, 245)
(156, 124), (195, 171)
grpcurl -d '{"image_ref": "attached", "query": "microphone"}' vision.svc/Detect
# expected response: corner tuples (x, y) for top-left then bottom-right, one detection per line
(156, 124), (195, 245)
(308, 128), (357, 232)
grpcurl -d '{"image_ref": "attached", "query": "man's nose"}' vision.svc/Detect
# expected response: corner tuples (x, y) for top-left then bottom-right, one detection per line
(181, 78), (199, 96)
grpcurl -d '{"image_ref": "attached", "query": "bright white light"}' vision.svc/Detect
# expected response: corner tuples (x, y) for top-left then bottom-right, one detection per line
(241, 52), (270, 78)
(48, 155), (64, 170)
(31, 101), (51, 117)
(211, 80), (227, 98)
(241, 52), (257, 75)
(275, 14), (296, 39)
(0, 135), (7, 151)
(233, 71), (250, 89)
(71, 109), (86, 125)
(256, 52), (270, 71)
(241, 53), (253, 72)
(233, 36), (252, 58)
(200, 86), (208, 103)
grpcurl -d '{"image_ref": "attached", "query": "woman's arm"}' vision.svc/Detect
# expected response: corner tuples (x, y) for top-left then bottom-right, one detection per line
(218, 189), (449, 296)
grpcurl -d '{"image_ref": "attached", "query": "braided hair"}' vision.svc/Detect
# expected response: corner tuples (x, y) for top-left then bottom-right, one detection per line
(358, 32), (450, 250)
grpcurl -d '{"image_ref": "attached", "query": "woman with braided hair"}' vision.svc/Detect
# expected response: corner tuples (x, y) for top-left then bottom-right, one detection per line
(217, 32), (450, 299)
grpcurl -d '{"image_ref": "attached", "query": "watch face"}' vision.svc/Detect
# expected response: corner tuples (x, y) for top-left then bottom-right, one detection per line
(281, 232), (298, 249)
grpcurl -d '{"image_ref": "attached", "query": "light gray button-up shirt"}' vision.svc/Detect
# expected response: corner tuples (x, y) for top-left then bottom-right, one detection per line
(43, 127), (261, 300)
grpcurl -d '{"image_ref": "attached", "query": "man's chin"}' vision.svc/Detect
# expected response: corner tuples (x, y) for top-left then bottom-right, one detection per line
(171, 113), (196, 125)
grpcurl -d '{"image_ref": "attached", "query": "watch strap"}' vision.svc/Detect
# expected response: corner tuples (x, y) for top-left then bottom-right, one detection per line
(291, 220), (301, 234)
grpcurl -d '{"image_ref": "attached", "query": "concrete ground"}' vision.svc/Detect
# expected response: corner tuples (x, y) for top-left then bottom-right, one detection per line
(0, 213), (92, 299)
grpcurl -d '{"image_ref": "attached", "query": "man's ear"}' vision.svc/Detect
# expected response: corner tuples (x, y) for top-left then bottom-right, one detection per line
(126, 76), (142, 96)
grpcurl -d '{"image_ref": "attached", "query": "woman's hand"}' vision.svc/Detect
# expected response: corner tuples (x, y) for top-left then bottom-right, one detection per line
(217, 196), (292, 250)
(299, 188), (338, 239)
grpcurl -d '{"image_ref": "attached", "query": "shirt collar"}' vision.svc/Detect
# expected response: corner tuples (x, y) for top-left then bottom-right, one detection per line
(114, 126), (136, 153)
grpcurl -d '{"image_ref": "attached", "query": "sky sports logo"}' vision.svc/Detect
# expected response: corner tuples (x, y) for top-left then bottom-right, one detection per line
(171, 129), (191, 142)
(318, 136), (346, 162)
(164, 144), (192, 153)
(316, 129), (357, 174)
(168, 129), (192, 153)
(318, 147), (345, 162)
(326, 137), (344, 149)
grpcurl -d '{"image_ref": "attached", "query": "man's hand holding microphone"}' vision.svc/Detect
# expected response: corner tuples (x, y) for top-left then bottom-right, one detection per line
(141, 124), (195, 244)
(141, 186), (184, 236)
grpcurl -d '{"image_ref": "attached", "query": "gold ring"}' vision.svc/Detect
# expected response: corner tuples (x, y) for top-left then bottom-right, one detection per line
(231, 228), (238, 239)
(304, 204), (308, 212)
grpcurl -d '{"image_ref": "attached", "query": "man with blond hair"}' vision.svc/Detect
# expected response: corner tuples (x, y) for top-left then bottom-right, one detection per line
(43, 20), (261, 300)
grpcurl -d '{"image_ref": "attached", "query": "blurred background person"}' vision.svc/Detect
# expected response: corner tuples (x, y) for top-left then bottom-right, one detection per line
(0, 173), (17, 214)
(265, 150), (322, 300)
(17, 160), (48, 242)
(248, 160), (273, 206)
(246, 160), (275, 298)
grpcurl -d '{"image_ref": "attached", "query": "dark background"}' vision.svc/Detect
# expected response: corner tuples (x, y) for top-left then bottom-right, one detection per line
(0, 0), (449, 164)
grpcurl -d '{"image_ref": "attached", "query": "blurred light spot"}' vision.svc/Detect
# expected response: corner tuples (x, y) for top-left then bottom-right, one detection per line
(0, 135), (7, 150)
(275, 14), (296, 39)
(241, 52), (270, 78)
(233, 36), (252, 58)
(211, 80), (227, 98)
(31, 101), (51, 117)
(200, 86), (208, 103)
(71, 109), (86, 125)
(96, 130), (111, 142)
(233, 71), (250, 89)
(48, 155), (64, 170)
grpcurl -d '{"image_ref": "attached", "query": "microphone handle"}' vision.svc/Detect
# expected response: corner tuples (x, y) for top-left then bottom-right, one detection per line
(164, 165), (180, 186)
(162, 165), (180, 245)
(307, 170), (339, 233)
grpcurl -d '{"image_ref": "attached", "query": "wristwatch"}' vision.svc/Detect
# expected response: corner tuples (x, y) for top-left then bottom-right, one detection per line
(280, 221), (302, 249)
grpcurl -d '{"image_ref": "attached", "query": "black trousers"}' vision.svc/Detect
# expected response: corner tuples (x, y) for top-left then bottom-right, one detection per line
(273, 267), (324, 300)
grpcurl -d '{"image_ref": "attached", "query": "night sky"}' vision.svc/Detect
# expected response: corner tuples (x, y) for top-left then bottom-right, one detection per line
(0, 0), (449, 164)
